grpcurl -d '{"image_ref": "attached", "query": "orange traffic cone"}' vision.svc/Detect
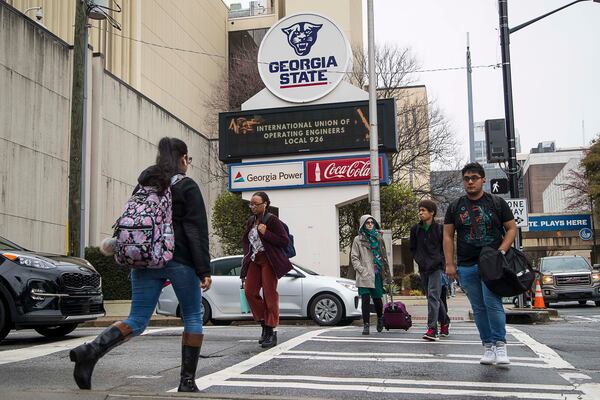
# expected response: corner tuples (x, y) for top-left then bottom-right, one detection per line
(533, 279), (546, 309)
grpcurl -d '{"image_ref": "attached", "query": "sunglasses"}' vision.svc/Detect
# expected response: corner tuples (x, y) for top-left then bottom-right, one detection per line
(248, 202), (265, 209)
(364, 220), (375, 225)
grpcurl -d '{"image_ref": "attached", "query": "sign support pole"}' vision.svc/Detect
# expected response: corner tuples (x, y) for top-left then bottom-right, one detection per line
(367, 0), (380, 222)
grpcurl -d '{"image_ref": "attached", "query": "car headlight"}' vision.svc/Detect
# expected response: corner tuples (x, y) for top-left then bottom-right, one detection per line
(2, 253), (56, 269)
(592, 273), (600, 282)
(541, 275), (553, 285)
(336, 280), (357, 291)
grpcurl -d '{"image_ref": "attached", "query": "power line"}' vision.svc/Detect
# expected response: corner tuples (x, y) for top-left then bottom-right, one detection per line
(90, 25), (502, 75)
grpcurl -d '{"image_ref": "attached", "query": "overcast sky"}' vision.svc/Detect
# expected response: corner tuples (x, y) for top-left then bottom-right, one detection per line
(226, 0), (600, 161)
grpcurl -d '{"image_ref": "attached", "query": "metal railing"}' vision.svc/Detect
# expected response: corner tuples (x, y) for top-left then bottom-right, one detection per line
(228, 6), (275, 19)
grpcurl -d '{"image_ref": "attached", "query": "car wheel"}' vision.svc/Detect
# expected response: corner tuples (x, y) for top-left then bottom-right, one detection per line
(201, 299), (211, 326)
(34, 323), (78, 338)
(0, 300), (11, 342)
(310, 293), (343, 326)
(578, 301), (588, 306)
(210, 319), (233, 326)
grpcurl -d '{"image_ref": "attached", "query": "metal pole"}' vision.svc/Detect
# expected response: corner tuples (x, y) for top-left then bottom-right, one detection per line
(80, 19), (89, 259)
(499, 0), (522, 307)
(466, 33), (475, 162)
(367, 0), (380, 222)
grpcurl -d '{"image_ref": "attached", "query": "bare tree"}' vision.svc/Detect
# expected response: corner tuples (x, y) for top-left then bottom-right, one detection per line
(348, 44), (458, 189)
(554, 161), (591, 212)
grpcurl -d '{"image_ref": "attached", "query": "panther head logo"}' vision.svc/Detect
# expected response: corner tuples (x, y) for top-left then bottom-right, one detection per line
(281, 22), (323, 56)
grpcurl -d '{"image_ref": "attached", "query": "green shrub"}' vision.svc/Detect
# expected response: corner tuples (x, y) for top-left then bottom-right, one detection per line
(85, 247), (131, 300)
(401, 272), (422, 292)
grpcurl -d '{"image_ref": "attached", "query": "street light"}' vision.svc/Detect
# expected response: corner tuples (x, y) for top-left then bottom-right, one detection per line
(498, 0), (599, 306)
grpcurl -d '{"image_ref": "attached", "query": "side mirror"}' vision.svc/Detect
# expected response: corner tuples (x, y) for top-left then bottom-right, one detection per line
(285, 271), (303, 279)
(593, 264), (600, 271)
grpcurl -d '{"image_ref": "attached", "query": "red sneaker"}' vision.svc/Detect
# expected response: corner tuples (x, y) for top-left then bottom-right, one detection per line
(440, 324), (450, 337)
(422, 328), (439, 341)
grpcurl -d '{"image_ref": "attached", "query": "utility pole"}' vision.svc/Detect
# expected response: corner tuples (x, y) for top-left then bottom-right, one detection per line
(68, 0), (89, 257)
(466, 33), (475, 162)
(367, 0), (380, 222)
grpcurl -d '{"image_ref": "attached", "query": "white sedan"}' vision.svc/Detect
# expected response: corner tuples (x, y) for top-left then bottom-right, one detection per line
(156, 255), (362, 326)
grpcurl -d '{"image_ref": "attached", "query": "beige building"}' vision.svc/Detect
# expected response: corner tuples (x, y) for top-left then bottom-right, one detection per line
(7, 0), (229, 137)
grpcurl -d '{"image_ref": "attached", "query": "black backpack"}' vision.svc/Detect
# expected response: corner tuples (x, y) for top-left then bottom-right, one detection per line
(478, 246), (534, 297)
(248, 213), (296, 259)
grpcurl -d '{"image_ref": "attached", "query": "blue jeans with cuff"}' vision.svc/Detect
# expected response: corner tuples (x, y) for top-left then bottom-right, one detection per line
(457, 264), (506, 344)
(123, 260), (203, 336)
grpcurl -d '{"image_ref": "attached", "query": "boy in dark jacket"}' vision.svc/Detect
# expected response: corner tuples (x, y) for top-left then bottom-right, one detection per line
(410, 200), (450, 341)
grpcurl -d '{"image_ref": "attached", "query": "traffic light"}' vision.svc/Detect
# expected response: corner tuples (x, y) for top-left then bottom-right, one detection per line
(485, 119), (508, 163)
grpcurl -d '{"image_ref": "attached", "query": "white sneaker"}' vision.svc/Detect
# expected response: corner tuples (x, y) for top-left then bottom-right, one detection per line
(495, 341), (510, 368)
(480, 343), (495, 365)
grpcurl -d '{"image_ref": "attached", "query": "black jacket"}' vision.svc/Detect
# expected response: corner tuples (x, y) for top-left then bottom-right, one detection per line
(137, 167), (211, 279)
(409, 221), (444, 274)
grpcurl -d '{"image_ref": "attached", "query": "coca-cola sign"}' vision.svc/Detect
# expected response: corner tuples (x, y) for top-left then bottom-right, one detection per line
(306, 156), (387, 184)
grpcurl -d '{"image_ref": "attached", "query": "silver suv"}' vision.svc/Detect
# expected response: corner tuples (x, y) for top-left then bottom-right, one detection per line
(538, 255), (600, 307)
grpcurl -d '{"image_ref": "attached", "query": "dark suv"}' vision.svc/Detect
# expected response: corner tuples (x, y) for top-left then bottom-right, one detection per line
(538, 255), (600, 307)
(0, 236), (105, 342)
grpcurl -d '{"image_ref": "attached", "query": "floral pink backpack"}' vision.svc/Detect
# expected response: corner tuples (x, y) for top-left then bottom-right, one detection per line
(113, 174), (185, 268)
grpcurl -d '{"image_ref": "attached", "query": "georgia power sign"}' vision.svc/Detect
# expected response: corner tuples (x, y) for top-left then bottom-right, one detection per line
(257, 13), (352, 103)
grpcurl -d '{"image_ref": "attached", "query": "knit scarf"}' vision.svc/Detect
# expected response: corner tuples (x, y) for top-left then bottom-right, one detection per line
(360, 226), (384, 273)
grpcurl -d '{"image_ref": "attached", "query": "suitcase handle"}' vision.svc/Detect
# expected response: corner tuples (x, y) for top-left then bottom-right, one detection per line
(387, 283), (394, 304)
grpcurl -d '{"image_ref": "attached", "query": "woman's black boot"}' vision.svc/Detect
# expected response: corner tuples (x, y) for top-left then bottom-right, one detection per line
(69, 322), (132, 390)
(178, 333), (203, 392)
(261, 326), (277, 348)
(362, 323), (370, 335)
(258, 320), (266, 344)
(377, 316), (385, 333)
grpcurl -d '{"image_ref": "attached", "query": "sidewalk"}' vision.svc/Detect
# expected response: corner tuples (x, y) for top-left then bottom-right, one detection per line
(82, 293), (475, 328)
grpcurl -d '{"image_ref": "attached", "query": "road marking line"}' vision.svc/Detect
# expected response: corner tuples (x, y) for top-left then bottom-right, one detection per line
(0, 336), (96, 365)
(239, 374), (574, 391)
(274, 354), (552, 368)
(285, 349), (544, 362)
(507, 326), (574, 369)
(215, 380), (581, 399)
(311, 337), (525, 346)
(167, 326), (346, 392)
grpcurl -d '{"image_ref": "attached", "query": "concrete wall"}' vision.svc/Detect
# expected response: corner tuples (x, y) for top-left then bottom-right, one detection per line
(1, 3), (225, 255)
(0, 4), (72, 253)
(93, 59), (224, 255)
(7, 0), (229, 137)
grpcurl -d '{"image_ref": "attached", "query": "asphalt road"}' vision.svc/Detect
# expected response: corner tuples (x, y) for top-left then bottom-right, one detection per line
(1, 304), (599, 400)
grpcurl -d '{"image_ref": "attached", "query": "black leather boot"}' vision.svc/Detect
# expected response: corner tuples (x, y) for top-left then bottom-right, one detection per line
(178, 332), (203, 392)
(261, 326), (277, 348)
(69, 321), (132, 390)
(362, 323), (370, 335)
(377, 316), (385, 333)
(258, 320), (266, 344)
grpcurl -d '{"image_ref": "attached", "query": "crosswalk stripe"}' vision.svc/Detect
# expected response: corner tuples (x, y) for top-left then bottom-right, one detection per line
(285, 349), (544, 362)
(274, 354), (553, 368)
(0, 336), (95, 365)
(311, 337), (526, 346)
(216, 380), (581, 399)
(239, 374), (574, 391)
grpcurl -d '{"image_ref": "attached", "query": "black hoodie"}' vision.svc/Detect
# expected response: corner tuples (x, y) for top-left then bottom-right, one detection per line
(409, 221), (444, 274)
(137, 166), (210, 279)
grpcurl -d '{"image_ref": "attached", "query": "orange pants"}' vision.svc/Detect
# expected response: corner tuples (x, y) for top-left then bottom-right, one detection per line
(244, 252), (279, 328)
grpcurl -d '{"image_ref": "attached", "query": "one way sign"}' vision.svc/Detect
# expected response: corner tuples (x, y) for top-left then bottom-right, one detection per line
(506, 198), (528, 228)
(490, 178), (509, 194)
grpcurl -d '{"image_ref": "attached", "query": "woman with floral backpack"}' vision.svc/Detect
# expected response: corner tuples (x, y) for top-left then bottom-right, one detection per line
(69, 137), (212, 392)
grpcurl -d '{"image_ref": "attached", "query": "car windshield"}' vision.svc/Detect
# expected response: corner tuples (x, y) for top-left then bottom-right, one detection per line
(0, 236), (26, 251)
(293, 264), (319, 276)
(541, 257), (590, 273)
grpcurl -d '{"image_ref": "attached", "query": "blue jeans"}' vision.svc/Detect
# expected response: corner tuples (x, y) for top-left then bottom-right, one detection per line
(457, 264), (506, 344)
(123, 260), (203, 336)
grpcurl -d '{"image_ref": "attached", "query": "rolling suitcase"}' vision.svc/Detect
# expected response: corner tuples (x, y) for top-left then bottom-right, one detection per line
(382, 288), (412, 331)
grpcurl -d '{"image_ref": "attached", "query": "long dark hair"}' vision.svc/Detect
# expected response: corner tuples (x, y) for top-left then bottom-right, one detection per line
(140, 137), (188, 193)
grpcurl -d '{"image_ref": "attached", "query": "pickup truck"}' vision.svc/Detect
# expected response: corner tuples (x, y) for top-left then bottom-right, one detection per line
(538, 255), (600, 307)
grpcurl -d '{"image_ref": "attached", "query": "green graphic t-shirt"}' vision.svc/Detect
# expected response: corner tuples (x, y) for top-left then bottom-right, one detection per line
(444, 193), (514, 266)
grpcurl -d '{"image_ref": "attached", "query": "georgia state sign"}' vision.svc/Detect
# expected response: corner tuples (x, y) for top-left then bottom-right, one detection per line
(257, 13), (352, 103)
